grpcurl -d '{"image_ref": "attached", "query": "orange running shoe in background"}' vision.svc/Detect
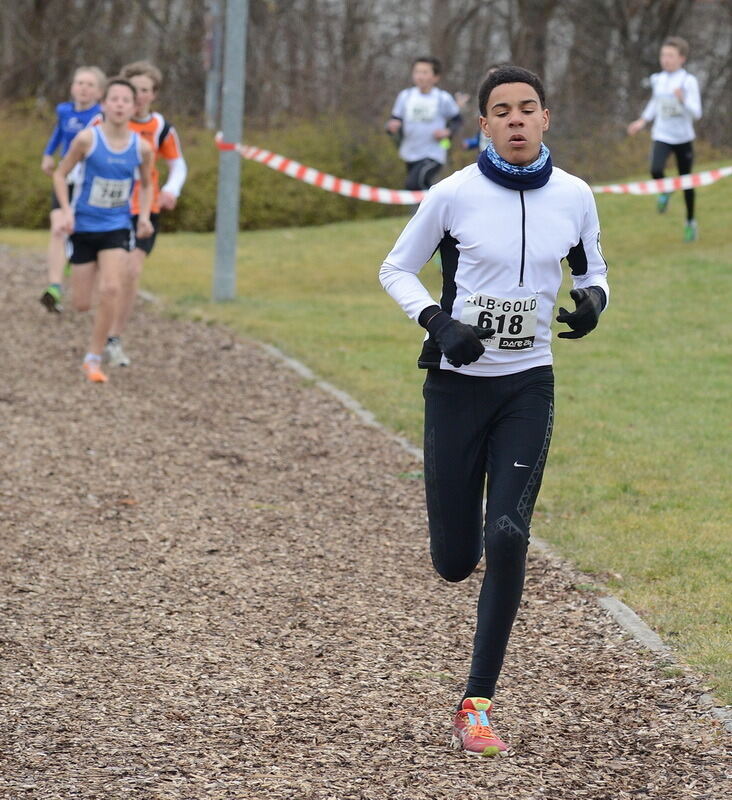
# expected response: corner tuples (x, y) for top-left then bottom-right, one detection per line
(82, 359), (108, 383)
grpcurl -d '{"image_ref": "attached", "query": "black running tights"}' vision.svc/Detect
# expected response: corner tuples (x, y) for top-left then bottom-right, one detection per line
(650, 140), (695, 221)
(423, 366), (554, 700)
(405, 158), (442, 191)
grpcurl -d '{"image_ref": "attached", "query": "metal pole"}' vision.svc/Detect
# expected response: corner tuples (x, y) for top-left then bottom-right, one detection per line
(212, 0), (248, 301)
(204, 1), (223, 130)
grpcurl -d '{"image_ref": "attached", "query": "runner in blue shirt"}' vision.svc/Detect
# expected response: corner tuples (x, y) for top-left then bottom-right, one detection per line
(53, 78), (154, 383)
(40, 66), (105, 312)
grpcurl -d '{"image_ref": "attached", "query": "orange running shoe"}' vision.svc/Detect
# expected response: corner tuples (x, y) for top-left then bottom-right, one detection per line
(452, 697), (508, 756)
(82, 360), (108, 383)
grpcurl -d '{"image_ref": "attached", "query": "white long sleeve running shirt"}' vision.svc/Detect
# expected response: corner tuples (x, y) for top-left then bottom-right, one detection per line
(641, 69), (702, 145)
(379, 163), (610, 377)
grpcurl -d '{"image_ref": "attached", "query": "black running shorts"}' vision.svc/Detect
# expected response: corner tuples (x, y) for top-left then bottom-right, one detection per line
(131, 213), (161, 255)
(69, 229), (134, 264)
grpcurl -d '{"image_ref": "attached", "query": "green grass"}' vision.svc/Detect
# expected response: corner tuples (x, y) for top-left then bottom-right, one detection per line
(2, 161), (731, 704)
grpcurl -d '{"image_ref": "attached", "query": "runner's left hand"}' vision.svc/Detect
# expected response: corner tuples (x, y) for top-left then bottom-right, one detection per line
(136, 217), (154, 239)
(158, 191), (177, 211)
(556, 287), (605, 339)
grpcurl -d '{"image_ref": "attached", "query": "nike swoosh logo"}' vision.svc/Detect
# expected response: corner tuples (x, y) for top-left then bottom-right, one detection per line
(513, 461), (530, 468)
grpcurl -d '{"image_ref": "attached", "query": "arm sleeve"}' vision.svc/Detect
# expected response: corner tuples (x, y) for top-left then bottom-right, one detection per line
(390, 90), (406, 120)
(44, 123), (63, 156)
(683, 75), (702, 120)
(568, 186), (610, 307)
(446, 114), (463, 136)
(159, 126), (187, 196)
(441, 91), (461, 120)
(379, 182), (453, 321)
(161, 157), (187, 197)
(440, 92), (463, 135)
(641, 75), (656, 122)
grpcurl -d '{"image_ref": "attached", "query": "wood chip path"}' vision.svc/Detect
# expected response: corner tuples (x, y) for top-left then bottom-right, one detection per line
(0, 249), (729, 799)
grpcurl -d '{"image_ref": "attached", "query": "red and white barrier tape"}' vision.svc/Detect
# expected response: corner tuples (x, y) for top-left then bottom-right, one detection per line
(215, 133), (424, 204)
(215, 134), (732, 204)
(591, 166), (732, 195)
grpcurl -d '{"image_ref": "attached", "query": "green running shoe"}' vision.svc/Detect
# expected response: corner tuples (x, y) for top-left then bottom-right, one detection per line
(683, 220), (698, 242)
(656, 192), (671, 213)
(40, 285), (63, 313)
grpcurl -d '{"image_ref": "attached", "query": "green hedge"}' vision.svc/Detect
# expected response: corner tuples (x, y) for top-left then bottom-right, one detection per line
(0, 108), (415, 231)
(3, 105), (728, 232)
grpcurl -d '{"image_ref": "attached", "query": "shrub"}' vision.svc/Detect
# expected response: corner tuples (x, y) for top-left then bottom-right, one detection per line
(2, 105), (728, 231)
(0, 108), (409, 232)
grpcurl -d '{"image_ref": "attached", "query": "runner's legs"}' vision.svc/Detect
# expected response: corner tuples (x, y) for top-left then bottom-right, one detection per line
(47, 209), (69, 286)
(468, 369), (554, 698)
(89, 248), (125, 356)
(110, 246), (145, 338)
(423, 367), (554, 700)
(672, 141), (695, 222)
(650, 140), (672, 180)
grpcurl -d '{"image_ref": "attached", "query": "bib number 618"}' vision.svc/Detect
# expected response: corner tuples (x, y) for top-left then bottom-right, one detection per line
(477, 310), (523, 335)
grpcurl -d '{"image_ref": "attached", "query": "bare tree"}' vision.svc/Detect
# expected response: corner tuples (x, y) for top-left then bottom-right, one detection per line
(0, 0), (730, 146)
(510, 0), (561, 77)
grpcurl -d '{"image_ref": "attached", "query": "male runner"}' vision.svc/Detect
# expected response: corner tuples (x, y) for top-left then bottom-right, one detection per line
(40, 66), (105, 312)
(53, 78), (153, 383)
(627, 36), (702, 242)
(386, 57), (462, 191)
(104, 61), (187, 368)
(380, 66), (610, 756)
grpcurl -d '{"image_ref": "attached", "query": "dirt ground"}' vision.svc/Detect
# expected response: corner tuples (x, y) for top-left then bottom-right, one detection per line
(0, 248), (729, 800)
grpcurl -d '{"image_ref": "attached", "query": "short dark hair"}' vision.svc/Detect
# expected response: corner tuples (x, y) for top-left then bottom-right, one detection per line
(478, 65), (546, 116)
(413, 56), (442, 76)
(103, 77), (137, 101)
(663, 36), (689, 58)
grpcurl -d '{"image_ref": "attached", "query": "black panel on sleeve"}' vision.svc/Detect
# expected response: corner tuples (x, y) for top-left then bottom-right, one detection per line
(565, 239), (588, 276)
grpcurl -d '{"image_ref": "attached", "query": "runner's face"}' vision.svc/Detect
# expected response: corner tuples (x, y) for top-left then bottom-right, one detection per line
(660, 45), (685, 72)
(480, 82), (549, 166)
(102, 85), (136, 124)
(71, 71), (102, 108)
(129, 75), (156, 115)
(412, 62), (439, 92)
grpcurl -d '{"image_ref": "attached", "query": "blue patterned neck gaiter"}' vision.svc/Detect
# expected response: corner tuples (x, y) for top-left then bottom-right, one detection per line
(477, 140), (553, 190)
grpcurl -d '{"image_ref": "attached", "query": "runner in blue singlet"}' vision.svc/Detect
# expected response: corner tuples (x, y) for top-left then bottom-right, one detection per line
(52, 78), (154, 383)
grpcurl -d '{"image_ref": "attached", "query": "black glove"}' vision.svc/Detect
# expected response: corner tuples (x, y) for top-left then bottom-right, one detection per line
(421, 307), (495, 367)
(556, 287), (606, 339)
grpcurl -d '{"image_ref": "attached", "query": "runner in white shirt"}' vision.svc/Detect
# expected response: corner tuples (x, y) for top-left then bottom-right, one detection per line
(627, 37), (702, 241)
(386, 57), (462, 191)
(380, 66), (609, 757)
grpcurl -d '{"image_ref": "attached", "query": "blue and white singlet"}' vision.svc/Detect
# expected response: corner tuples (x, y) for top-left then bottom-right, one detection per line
(72, 128), (142, 233)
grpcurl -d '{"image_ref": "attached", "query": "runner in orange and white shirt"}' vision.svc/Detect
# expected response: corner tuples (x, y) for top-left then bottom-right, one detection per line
(105, 60), (187, 368)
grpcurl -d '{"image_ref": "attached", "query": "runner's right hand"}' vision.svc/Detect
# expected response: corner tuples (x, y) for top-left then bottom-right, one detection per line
(427, 312), (495, 367)
(58, 209), (75, 235)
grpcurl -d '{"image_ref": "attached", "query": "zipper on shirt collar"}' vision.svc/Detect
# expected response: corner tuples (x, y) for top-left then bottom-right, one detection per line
(519, 191), (526, 287)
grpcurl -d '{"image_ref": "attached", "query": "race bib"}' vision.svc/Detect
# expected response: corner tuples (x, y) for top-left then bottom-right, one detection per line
(659, 96), (683, 119)
(406, 94), (438, 124)
(460, 293), (538, 351)
(88, 176), (132, 208)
